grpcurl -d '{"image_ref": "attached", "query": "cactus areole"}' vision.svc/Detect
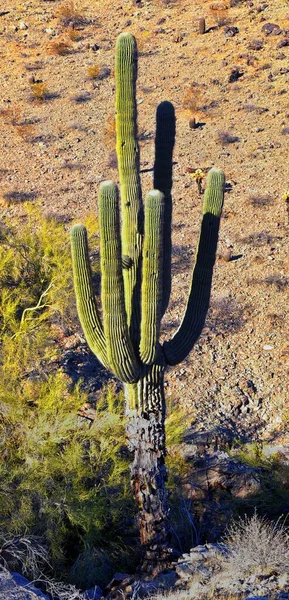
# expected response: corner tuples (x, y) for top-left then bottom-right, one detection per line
(70, 33), (225, 575)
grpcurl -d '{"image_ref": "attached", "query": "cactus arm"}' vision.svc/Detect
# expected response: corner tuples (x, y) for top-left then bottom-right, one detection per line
(115, 32), (143, 345)
(99, 181), (140, 383)
(70, 224), (108, 368)
(153, 101), (175, 316)
(163, 168), (225, 366)
(139, 190), (164, 365)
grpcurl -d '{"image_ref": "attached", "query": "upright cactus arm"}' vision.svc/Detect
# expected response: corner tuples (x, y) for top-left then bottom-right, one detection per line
(115, 33), (143, 343)
(163, 168), (225, 366)
(153, 101), (175, 316)
(99, 181), (140, 383)
(70, 224), (108, 369)
(140, 190), (164, 365)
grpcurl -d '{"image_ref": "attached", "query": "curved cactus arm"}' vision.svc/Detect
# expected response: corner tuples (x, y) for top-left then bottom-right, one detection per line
(99, 181), (140, 383)
(140, 190), (164, 365)
(70, 224), (108, 369)
(115, 32), (143, 345)
(163, 168), (225, 366)
(153, 101), (176, 316)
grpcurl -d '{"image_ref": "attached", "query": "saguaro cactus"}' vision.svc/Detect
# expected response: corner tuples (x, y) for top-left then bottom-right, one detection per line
(70, 32), (225, 575)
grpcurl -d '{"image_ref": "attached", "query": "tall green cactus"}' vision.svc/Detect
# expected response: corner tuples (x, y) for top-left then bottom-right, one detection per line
(70, 32), (225, 575)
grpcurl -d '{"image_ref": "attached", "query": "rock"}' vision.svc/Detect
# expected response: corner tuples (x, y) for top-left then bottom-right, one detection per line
(104, 573), (130, 595)
(229, 67), (243, 83)
(261, 23), (282, 35)
(96, 66), (111, 80)
(224, 26), (239, 38)
(19, 22), (28, 30)
(0, 569), (49, 600)
(277, 38), (289, 48)
(83, 586), (102, 599)
(153, 570), (178, 589)
(175, 560), (196, 579)
(221, 248), (233, 262)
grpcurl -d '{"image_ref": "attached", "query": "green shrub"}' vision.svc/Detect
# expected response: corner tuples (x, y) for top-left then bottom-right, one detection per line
(0, 207), (139, 587)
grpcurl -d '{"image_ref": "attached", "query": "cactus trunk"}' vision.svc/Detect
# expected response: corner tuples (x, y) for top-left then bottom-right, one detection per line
(70, 32), (225, 573)
(125, 358), (171, 573)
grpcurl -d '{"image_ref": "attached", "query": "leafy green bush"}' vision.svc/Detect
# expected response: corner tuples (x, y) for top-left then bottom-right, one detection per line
(0, 207), (138, 588)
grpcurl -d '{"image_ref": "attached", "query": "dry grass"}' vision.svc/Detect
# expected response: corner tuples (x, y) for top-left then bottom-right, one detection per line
(0, 104), (22, 126)
(0, 105), (36, 141)
(15, 124), (36, 142)
(148, 591), (241, 600)
(57, 1), (87, 28)
(0, 535), (50, 579)
(216, 129), (239, 145)
(209, 5), (231, 27)
(182, 84), (203, 115)
(221, 512), (289, 580)
(30, 82), (49, 102)
(67, 26), (83, 42)
(86, 65), (111, 82)
(87, 64), (101, 79)
(48, 40), (73, 56)
(144, 514), (289, 600)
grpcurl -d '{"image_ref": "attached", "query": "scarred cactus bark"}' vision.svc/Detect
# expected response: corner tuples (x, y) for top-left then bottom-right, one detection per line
(70, 32), (225, 575)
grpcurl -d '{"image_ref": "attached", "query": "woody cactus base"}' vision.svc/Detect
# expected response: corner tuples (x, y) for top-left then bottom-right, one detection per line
(70, 32), (225, 575)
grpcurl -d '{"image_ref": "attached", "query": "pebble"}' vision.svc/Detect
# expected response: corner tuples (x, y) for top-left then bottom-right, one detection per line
(263, 344), (273, 350)
(19, 21), (28, 30)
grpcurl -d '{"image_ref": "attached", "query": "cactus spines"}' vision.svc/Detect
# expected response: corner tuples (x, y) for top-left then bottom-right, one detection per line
(99, 181), (140, 383)
(115, 33), (143, 345)
(71, 32), (225, 574)
(70, 224), (108, 369)
(140, 190), (164, 365)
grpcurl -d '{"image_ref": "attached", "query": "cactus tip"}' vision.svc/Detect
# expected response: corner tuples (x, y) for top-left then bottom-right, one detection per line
(71, 223), (86, 236)
(100, 180), (116, 188)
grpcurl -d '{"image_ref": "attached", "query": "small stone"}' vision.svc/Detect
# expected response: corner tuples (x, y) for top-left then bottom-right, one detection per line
(262, 22), (281, 35)
(96, 66), (111, 80)
(263, 344), (273, 350)
(224, 26), (239, 37)
(277, 38), (289, 48)
(229, 67), (243, 83)
(19, 21), (28, 30)
(45, 27), (55, 35)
